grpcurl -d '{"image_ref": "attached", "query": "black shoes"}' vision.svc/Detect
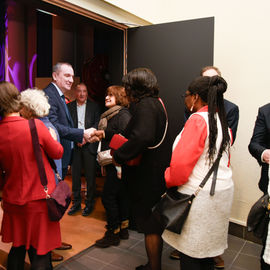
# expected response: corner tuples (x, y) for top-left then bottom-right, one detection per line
(119, 227), (129, 239)
(82, 206), (93, 216)
(68, 204), (94, 216)
(95, 229), (120, 248)
(68, 204), (81, 215)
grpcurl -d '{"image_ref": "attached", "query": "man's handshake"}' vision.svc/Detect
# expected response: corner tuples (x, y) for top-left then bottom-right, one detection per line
(78, 128), (97, 147)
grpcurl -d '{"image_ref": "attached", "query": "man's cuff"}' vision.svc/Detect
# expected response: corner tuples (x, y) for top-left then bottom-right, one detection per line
(261, 149), (267, 163)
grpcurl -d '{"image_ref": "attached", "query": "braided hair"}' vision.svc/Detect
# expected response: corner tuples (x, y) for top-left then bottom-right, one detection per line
(187, 75), (230, 163)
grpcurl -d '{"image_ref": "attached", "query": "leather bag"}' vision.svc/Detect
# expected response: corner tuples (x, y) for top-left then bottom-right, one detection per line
(97, 142), (113, 167)
(29, 119), (71, 221)
(46, 179), (72, 221)
(97, 150), (113, 167)
(152, 187), (195, 234)
(247, 194), (270, 239)
(152, 152), (222, 234)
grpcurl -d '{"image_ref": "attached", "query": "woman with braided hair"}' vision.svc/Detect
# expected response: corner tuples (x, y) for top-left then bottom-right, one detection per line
(162, 75), (234, 270)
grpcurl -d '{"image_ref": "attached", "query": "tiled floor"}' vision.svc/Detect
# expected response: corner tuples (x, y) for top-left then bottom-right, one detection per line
(55, 230), (262, 270)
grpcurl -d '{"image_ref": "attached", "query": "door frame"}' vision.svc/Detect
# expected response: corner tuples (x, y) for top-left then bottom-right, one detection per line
(42, 0), (128, 74)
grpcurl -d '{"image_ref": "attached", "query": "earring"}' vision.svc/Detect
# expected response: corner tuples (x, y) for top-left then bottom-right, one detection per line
(190, 105), (194, 112)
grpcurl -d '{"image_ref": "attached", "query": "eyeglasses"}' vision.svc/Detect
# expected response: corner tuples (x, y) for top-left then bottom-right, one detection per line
(181, 92), (191, 98)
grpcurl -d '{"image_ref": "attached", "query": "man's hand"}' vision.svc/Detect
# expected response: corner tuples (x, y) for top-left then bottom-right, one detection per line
(262, 149), (270, 164)
(89, 130), (105, 143)
(83, 128), (96, 142)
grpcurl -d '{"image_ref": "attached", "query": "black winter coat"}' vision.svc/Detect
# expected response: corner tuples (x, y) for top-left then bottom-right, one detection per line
(113, 97), (172, 210)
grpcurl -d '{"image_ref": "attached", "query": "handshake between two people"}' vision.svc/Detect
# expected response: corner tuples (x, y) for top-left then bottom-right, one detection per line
(79, 129), (105, 147)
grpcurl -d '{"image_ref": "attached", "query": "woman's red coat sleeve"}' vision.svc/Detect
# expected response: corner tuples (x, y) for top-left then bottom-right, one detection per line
(165, 114), (207, 188)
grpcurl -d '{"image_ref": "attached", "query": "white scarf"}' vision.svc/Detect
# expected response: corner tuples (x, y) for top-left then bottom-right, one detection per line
(263, 166), (270, 264)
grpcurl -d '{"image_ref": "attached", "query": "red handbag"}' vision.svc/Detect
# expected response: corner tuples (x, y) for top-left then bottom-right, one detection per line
(109, 134), (142, 166)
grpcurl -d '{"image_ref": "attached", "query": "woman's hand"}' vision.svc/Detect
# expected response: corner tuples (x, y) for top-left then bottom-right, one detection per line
(89, 130), (105, 143)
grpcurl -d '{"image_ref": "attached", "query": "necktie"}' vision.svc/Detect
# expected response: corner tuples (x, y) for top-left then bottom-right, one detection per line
(61, 95), (71, 121)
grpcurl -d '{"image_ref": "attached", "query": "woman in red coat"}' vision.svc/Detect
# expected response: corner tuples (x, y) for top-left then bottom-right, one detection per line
(0, 82), (64, 270)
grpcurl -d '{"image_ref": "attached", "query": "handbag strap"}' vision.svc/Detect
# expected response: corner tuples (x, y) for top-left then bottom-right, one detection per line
(29, 119), (62, 183)
(194, 151), (222, 197)
(29, 119), (48, 189)
(97, 141), (101, 153)
(148, 98), (168, 150)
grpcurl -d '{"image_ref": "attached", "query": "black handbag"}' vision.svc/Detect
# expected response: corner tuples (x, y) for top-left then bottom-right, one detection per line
(247, 194), (270, 239)
(152, 152), (222, 234)
(29, 119), (71, 221)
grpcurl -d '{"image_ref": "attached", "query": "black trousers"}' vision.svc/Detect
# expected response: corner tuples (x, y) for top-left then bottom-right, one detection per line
(7, 246), (52, 270)
(179, 252), (214, 270)
(71, 145), (96, 208)
(102, 165), (129, 230)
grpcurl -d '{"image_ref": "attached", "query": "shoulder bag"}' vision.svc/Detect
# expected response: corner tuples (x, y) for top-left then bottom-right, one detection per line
(152, 152), (222, 234)
(29, 119), (71, 221)
(97, 141), (113, 167)
(247, 193), (270, 239)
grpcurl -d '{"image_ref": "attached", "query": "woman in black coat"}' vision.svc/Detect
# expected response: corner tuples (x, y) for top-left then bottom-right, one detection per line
(113, 68), (171, 270)
(94, 85), (131, 248)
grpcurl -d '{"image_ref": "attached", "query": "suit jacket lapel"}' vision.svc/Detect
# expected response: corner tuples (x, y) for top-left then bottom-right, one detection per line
(72, 102), (78, 128)
(52, 85), (73, 126)
(85, 100), (91, 129)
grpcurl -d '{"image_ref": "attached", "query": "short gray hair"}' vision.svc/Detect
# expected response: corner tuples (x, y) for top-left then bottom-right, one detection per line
(20, 89), (50, 117)
(53, 62), (73, 73)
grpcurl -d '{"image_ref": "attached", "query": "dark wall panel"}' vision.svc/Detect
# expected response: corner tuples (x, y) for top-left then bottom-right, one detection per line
(127, 17), (214, 140)
(37, 11), (52, 77)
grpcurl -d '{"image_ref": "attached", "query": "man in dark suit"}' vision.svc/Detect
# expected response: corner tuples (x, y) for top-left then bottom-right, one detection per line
(44, 62), (93, 179)
(67, 83), (101, 216)
(200, 66), (239, 143)
(171, 66), (239, 269)
(249, 104), (270, 269)
(43, 63), (93, 261)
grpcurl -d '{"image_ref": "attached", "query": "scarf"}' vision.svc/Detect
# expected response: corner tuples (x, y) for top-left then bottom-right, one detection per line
(98, 105), (122, 130)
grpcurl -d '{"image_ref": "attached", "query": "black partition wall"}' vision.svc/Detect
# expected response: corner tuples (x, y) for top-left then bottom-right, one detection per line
(127, 17), (214, 140)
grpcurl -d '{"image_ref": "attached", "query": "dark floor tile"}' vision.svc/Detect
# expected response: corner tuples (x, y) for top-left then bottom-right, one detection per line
(229, 266), (247, 270)
(109, 250), (146, 270)
(241, 241), (262, 257)
(84, 246), (127, 263)
(114, 236), (143, 250)
(128, 230), (144, 240)
(231, 253), (260, 270)
(101, 264), (125, 270)
(163, 241), (173, 250)
(162, 262), (179, 270)
(76, 256), (108, 270)
(223, 249), (239, 269)
(128, 240), (147, 257)
(59, 259), (102, 270)
(227, 234), (246, 252)
(162, 246), (180, 267)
